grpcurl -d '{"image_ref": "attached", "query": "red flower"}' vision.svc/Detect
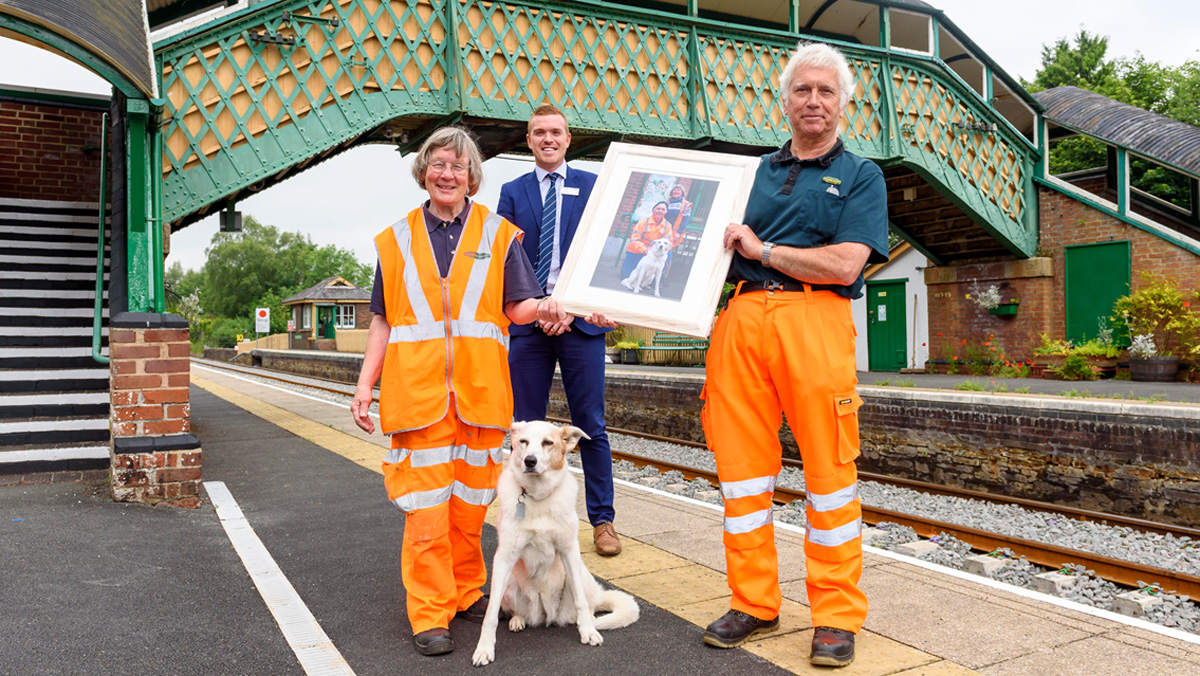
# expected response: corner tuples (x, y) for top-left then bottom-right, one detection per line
(961, 339), (967, 345)
(1185, 302), (1192, 308)
(952, 356), (958, 360)
(984, 341), (991, 346)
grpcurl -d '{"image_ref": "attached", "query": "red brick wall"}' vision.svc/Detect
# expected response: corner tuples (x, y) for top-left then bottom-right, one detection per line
(925, 259), (1055, 364)
(1038, 185), (1200, 340)
(0, 100), (105, 201)
(109, 325), (201, 508)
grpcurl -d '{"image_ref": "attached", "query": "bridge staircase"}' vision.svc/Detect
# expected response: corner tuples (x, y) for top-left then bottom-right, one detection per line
(0, 198), (110, 479)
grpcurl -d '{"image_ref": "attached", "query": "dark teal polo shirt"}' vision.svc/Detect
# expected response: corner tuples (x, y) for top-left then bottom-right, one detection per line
(729, 138), (890, 299)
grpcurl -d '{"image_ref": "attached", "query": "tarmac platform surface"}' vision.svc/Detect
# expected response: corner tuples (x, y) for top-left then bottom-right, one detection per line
(4, 363), (1200, 675)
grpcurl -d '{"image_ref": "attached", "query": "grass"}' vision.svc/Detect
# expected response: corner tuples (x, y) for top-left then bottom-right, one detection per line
(1058, 389), (1168, 403)
(955, 380), (985, 391)
(895, 379), (915, 387)
(874, 379), (890, 386)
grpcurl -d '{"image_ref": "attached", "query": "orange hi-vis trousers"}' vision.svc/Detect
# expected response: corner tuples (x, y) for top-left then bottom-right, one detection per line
(382, 397), (505, 634)
(702, 284), (868, 633)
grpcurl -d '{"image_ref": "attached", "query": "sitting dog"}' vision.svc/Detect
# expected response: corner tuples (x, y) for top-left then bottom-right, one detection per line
(471, 421), (639, 666)
(621, 237), (673, 297)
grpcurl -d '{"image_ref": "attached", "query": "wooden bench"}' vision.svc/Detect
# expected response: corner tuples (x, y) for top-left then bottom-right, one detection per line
(638, 331), (709, 366)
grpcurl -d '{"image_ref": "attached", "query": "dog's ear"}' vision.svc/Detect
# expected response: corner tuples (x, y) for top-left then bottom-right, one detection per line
(559, 425), (590, 452)
(510, 421), (527, 440)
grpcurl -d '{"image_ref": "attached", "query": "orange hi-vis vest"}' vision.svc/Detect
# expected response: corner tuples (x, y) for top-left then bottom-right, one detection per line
(626, 217), (675, 254)
(374, 203), (522, 434)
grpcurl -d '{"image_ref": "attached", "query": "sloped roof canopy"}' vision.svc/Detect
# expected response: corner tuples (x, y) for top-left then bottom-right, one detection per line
(282, 277), (370, 305)
(1036, 86), (1200, 179)
(0, 0), (156, 98)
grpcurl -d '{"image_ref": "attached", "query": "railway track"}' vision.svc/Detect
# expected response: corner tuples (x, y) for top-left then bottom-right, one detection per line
(191, 357), (1200, 599)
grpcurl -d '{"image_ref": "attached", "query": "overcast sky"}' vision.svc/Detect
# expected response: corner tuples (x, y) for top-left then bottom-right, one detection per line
(1, 0), (1197, 273)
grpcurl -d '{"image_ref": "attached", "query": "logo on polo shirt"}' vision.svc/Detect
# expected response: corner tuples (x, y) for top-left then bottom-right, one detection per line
(823, 176), (842, 196)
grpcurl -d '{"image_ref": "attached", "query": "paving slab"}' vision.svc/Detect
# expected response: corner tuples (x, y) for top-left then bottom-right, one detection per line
(978, 635), (1200, 676)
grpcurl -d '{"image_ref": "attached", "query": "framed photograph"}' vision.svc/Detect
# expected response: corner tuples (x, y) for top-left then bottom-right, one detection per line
(553, 143), (760, 338)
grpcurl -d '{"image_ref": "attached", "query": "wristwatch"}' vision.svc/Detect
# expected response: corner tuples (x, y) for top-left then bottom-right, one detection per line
(761, 241), (774, 268)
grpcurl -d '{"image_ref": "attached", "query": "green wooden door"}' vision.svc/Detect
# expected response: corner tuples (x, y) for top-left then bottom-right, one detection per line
(320, 306), (336, 340)
(867, 280), (907, 371)
(1065, 241), (1131, 344)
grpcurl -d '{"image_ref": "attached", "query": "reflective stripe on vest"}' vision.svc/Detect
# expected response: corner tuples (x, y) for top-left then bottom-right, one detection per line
(806, 483), (858, 513)
(384, 443), (504, 468)
(806, 518), (862, 548)
(724, 505), (773, 535)
(720, 475), (776, 501)
(390, 480), (498, 512)
(387, 211), (507, 350)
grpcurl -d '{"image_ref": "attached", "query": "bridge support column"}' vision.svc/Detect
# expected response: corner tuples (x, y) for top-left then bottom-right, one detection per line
(109, 312), (201, 508)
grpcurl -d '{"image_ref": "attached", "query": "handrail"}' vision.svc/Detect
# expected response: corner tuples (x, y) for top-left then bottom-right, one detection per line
(92, 112), (109, 365)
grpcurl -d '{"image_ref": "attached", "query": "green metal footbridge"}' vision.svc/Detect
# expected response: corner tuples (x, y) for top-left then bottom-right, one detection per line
(152, 0), (1040, 274)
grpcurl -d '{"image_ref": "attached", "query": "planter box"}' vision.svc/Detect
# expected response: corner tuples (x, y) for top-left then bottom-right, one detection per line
(1130, 356), (1180, 382)
(988, 303), (1019, 316)
(620, 349), (640, 365)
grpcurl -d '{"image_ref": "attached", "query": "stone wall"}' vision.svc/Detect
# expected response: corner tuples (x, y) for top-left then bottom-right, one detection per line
(256, 349), (367, 384)
(549, 372), (1200, 526)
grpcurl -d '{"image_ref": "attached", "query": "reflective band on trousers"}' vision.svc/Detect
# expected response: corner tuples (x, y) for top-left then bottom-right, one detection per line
(806, 483), (858, 513)
(720, 475), (777, 501)
(724, 506), (774, 535)
(384, 443), (503, 468)
(806, 518), (862, 548)
(390, 480), (498, 512)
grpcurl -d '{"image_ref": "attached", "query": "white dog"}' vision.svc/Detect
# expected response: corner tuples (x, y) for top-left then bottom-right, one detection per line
(471, 421), (639, 667)
(621, 237), (673, 297)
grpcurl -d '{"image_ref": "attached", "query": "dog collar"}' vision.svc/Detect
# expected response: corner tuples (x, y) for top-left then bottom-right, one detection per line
(516, 488), (527, 520)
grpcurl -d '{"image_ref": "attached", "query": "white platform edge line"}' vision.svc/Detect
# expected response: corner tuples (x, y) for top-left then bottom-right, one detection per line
(607, 475), (1200, 647)
(194, 362), (1200, 646)
(0, 197), (100, 209)
(203, 481), (357, 676)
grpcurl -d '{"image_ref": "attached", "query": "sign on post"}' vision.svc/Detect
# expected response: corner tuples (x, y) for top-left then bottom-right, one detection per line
(255, 307), (270, 334)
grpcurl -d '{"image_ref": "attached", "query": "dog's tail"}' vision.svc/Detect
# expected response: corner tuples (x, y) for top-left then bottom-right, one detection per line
(593, 589), (640, 630)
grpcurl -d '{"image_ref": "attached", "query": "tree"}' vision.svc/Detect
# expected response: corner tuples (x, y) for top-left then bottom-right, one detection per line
(201, 215), (371, 322)
(1027, 29), (1122, 96)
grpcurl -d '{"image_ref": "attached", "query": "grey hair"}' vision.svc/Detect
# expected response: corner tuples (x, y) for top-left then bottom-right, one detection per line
(778, 41), (855, 109)
(410, 126), (484, 196)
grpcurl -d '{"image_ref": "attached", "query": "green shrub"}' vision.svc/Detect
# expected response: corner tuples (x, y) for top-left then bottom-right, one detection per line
(955, 380), (985, 391)
(1032, 333), (1072, 356)
(205, 316), (252, 348)
(1057, 354), (1096, 381)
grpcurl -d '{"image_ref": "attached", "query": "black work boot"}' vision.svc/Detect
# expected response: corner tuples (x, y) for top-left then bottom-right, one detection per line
(413, 627), (454, 656)
(457, 594), (489, 623)
(702, 609), (780, 648)
(810, 626), (855, 667)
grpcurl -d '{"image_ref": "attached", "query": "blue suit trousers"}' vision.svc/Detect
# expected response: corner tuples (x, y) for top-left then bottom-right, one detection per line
(508, 328), (615, 526)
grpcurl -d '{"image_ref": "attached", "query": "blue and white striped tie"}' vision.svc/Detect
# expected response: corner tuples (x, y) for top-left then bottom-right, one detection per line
(535, 173), (557, 291)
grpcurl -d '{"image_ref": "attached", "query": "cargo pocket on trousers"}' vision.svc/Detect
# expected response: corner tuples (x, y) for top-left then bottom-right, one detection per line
(833, 390), (863, 464)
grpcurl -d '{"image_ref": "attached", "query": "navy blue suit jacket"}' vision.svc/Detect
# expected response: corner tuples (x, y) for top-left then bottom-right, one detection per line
(497, 166), (606, 336)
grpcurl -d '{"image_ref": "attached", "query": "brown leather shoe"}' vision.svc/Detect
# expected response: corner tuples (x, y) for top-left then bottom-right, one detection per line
(457, 594), (489, 623)
(413, 627), (454, 656)
(593, 522), (622, 556)
(810, 626), (855, 667)
(703, 609), (779, 648)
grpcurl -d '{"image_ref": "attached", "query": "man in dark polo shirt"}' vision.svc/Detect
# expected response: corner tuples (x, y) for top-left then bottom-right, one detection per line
(700, 42), (889, 668)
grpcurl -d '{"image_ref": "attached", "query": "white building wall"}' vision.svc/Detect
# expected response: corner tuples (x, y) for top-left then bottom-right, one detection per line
(852, 246), (929, 372)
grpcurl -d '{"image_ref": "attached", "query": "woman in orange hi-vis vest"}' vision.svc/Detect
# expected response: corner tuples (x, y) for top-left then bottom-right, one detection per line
(350, 127), (609, 658)
(619, 200), (676, 279)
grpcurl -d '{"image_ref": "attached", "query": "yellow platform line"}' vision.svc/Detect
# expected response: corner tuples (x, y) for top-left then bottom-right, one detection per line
(193, 373), (966, 675)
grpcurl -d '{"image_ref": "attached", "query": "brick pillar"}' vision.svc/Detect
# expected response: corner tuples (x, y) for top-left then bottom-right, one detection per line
(109, 312), (201, 508)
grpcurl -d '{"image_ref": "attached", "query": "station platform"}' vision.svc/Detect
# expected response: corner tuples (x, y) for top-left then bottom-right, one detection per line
(4, 363), (1200, 676)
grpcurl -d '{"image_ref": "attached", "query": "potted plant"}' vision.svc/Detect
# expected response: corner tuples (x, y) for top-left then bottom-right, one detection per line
(1112, 274), (1199, 382)
(614, 339), (642, 365)
(1031, 333), (1072, 370)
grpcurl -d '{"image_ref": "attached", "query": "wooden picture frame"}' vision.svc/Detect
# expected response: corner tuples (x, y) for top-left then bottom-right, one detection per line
(553, 143), (760, 338)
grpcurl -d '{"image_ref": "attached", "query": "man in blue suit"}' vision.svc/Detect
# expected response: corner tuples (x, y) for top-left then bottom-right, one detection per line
(497, 104), (621, 556)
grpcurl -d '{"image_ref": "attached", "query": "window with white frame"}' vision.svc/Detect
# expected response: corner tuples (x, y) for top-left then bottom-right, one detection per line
(302, 305), (311, 329)
(337, 304), (357, 328)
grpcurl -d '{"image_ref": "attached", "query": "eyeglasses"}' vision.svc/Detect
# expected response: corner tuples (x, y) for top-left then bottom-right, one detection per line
(429, 160), (468, 176)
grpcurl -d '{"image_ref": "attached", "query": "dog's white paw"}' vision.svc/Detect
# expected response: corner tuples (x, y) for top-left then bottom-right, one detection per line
(579, 626), (603, 646)
(508, 615), (526, 632)
(472, 642), (496, 667)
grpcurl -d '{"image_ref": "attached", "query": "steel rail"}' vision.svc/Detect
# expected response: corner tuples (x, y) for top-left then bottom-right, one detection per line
(191, 358), (1200, 596)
